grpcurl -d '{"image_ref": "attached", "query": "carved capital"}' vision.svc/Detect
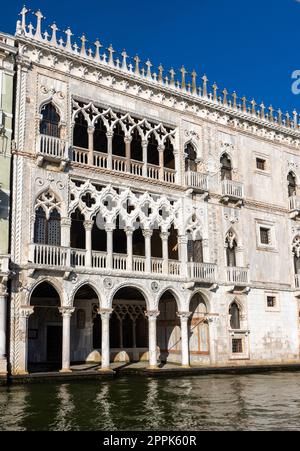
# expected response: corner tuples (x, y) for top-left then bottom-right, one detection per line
(19, 306), (35, 319)
(145, 310), (160, 319)
(124, 227), (134, 236)
(59, 307), (75, 318)
(160, 232), (170, 241)
(61, 218), (72, 228)
(84, 220), (94, 231)
(143, 229), (153, 239)
(99, 308), (113, 319)
(178, 311), (192, 321)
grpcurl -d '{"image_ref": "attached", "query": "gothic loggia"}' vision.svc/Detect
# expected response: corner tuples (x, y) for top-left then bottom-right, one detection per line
(1, 7), (300, 377)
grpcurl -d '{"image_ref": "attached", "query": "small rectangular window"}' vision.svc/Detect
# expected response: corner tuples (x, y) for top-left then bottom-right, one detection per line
(256, 158), (266, 171)
(232, 339), (243, 354)
(267, 296), (276, 308)
(260, 228), (271, 245)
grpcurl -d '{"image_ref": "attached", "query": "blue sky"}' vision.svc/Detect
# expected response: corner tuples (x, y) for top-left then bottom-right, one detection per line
(1, 0), (300, 114)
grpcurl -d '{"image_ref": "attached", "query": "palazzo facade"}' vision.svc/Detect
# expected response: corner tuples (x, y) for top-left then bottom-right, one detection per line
(2, 8), (300, 376)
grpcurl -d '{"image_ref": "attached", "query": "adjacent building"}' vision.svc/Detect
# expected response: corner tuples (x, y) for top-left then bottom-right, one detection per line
(0, 32), (16, 376)
(2, 8), (300, 376)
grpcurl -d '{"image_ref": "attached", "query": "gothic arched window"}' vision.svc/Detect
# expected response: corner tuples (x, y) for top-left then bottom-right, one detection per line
(94, 117), (108, 153)
(147, 133), (159, 166)
(226, 231), (237, 267)
(34, 191), (62, 246)
(229, 302), (241, 330)
(288, 172), (297, 198)
(73, 112), (88, 149)
(112, 122), (125, 157)
(164, 137), (175, 170)
(185, 143), (197, 172)
(188, 239), (204, 263)
(34, 207), (61, 246)
(221, 153), (232, 181)
(131, 128), (143, 162)
(40, 103), (60, 138)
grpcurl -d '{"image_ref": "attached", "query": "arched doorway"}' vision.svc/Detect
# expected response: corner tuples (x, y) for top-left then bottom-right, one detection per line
(189, 293), (210, 364)
(111, 287), (148, 363)
(71, 285), (100, 364)
(157, 291), (181, 364)
(28, 282), (62, 373)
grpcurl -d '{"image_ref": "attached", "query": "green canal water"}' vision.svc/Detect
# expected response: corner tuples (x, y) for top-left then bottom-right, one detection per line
(0, 372), (300, 431)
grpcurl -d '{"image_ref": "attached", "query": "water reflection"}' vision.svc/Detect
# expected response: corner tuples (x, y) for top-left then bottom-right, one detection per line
(1, 373), (300, 431)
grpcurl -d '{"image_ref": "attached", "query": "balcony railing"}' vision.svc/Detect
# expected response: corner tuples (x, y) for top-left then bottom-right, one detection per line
(221, 180), (244, 200)
(29, 244), (183, 277)
(289, 196), (300, 212)
(31, 244), (69, 267)
(185, 172), (209, 192)
(37, 134), (69, 160)
(187, 262), (217, 283)
(72, 147), (177, 184)
(226, 266), (249, 285)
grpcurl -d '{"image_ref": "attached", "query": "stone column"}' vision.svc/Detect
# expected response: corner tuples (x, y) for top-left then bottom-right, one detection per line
(143, 229), (153, 273)
(178, 236), (188, 277)
(59, 307), (75, 373)
(160, 232), (170, 275)
(146, 310), (160, 369)
(18, 306), (35, 375)
(87, 126), (95, 166)
(61, 218), (72, 267)
(107, 131), (113, 170)
(158, 146), (165, 181)
(125, 136), (132, 173)
(142, 140), (148, 178)
(125, 227), (134, 272)
(84, 220), (94, 268)
(0, 285), (8, 375)
(106, 225), (114, 269)
(99, 309), (113, 372)
(178, 312), (191, 368)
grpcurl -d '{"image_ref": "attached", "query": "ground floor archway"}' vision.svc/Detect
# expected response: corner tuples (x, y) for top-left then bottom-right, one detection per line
(157, 291), (181, 364)
(189, 293), (210, 364)
(110, 287), (148, 363)
(28, 282), (62, 372)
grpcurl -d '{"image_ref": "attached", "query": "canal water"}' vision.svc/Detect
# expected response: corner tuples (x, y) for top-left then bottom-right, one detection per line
(0, 372), (300, 431)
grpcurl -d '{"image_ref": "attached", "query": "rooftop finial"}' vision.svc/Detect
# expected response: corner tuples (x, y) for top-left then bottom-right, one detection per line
(94, 40), (102, 62)
(146, 59), (153, 79)
(134, 55), (140, 76)
(222, 88), (228, 105)
(65, 28), (73, 52)
(232, 91), (237, 109)
(107, 44), (115, 66)
(80, 34), (87, 57)
(180, 66), (186, 90)
(34, 10), (44, 41)
(202, 75), (208, 97)
(251, 99), (256, 114)
(170, 68), (175, 87)
(121, 50), (128, 71)
(158, 64), (164, 83)
(50, 23), (58, 46)
(212, 82), (218, 102)
(20, 6), (29, 31)
(191, 70), (197, 95)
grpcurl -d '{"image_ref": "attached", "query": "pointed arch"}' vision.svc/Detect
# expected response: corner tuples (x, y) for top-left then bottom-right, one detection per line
(185, 141), (198, 172)
(225, 228), (238, 267)
(220, 152), (233, 181)
(229, 300), (241, 330)
(40, 102), (61, 138)
(73, 111), (89, 149)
